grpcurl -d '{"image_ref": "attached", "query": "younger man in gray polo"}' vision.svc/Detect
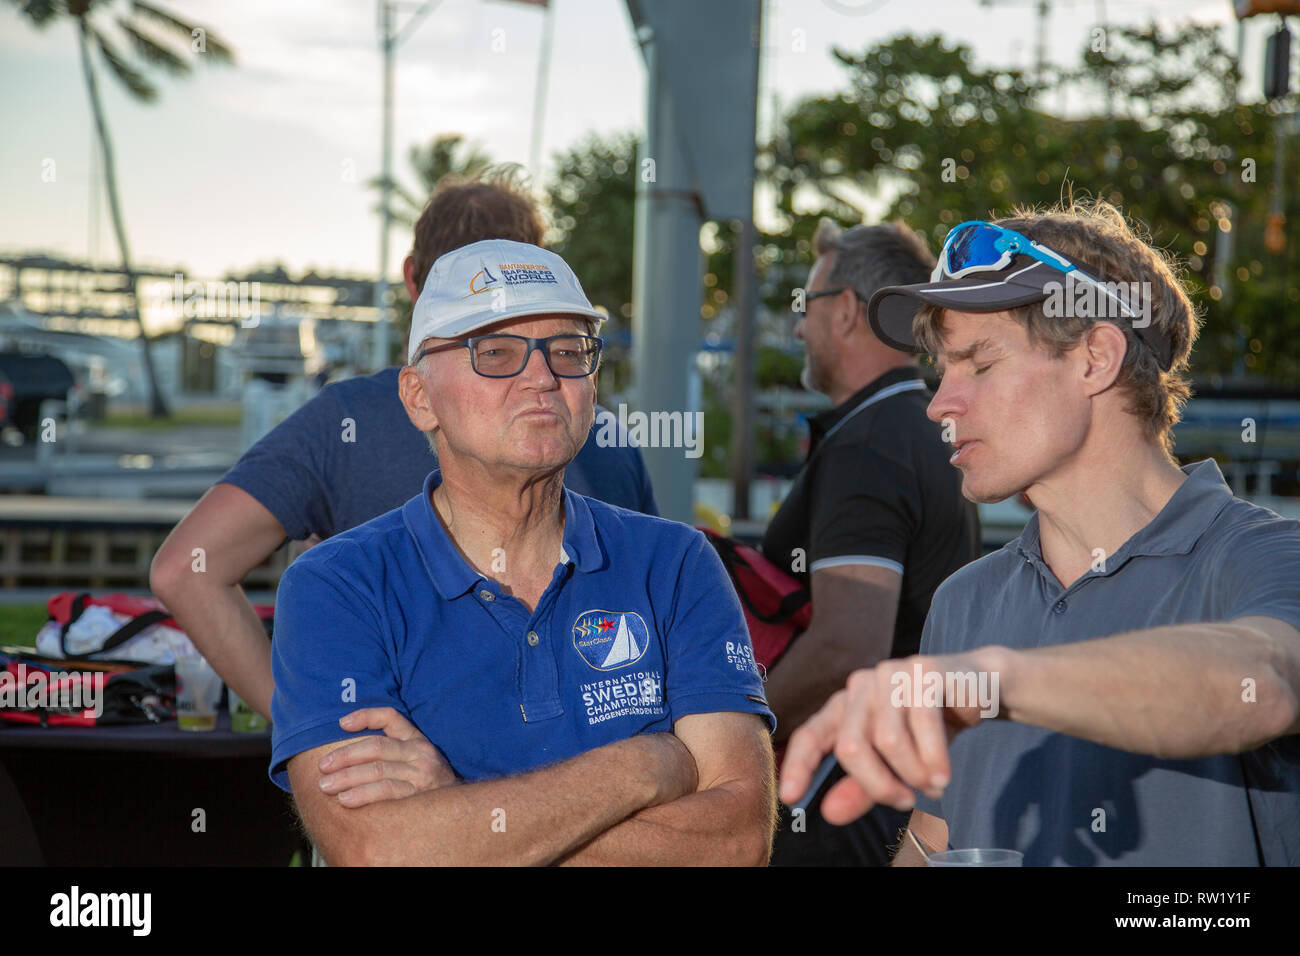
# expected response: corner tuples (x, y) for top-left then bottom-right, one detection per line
(778, 203), (1300, 866)
(917, 458), (1300, 864)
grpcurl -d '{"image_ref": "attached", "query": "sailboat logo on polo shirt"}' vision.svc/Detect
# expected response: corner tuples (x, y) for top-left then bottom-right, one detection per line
(572, 610), (650, 670)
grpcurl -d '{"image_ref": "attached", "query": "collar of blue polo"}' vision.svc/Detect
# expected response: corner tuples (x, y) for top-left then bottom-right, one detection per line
(1012, 458), (1234, 568)
(402, 468), (602, 599)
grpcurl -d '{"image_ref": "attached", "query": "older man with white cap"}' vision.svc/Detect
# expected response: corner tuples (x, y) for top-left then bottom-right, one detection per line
(269, 240), (777, 866)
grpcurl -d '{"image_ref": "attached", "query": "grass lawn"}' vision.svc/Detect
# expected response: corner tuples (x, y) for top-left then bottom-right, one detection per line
(0, 604), (47, 649)
(102, 405), (242, 429)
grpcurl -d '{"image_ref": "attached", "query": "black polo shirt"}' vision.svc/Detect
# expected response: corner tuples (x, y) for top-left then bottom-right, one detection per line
(761, 366), (981, 660)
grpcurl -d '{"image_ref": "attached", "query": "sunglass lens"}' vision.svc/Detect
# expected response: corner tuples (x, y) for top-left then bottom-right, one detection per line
(945, 223), (1004, 275)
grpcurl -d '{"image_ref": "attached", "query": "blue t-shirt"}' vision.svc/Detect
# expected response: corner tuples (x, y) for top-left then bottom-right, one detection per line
(221, 366), (657, 541)
(913, 460), (1300, 866)
(269, 469), (773, 791)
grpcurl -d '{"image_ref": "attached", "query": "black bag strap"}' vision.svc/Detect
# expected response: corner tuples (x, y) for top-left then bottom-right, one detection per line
(764, 587), (812, 625)
(59, 593), (172, 661)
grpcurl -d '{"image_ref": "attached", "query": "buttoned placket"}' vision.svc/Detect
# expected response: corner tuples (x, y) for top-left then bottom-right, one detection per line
(1018, 461), (1228, 630)
(1022, 536), (1145, 629)
(470, 561), (574, 723)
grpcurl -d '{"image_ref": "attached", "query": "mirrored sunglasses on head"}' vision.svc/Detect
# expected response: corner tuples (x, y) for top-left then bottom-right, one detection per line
(930, 219), (1178, 370)
(934, 220), (1137, 320)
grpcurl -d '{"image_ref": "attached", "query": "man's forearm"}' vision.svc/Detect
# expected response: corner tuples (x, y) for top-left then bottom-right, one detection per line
(994, 618), (1300, 758)
(557, 775), (776, 866)
(768, 626), (889, 745)
(159, 581), (274, 719)
(150, 482), (290, 720)
(311, 734), (687, 866)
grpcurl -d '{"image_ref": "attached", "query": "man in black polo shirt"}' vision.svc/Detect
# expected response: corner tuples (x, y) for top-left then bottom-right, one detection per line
(762, 220), (981, 866)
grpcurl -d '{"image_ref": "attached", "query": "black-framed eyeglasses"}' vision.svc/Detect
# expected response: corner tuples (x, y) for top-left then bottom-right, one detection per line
(413, 333), (604, 378)
(801, 287), (867, 308)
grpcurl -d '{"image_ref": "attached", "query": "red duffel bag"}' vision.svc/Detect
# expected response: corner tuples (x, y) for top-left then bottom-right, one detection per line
(697, 528), (811, 675)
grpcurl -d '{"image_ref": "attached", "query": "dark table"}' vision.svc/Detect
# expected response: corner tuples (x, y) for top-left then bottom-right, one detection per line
(0, 708), (306, 866)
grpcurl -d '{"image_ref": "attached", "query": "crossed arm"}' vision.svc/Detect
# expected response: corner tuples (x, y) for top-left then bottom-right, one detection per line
(558, 710), (777, 865)
(290, 710), (775, 866)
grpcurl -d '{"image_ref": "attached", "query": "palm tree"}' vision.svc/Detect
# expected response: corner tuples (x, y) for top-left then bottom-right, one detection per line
(366, 133), (496, 365)
(10, 0), (233, 417)
(368, 133), (494, 227)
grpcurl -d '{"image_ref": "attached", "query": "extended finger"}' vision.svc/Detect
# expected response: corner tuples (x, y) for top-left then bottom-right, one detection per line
(832, 671), (915, 811)
(319, 758), (424, 796)
(778, 693), (844, 804)
(817, 773), (875, 826)
(335, 776), (418, 808)
(338, 707), (420, 740)
(319, 733), (404, 772)
(905, 688), (952, 798)
(867, 665), (936, 802)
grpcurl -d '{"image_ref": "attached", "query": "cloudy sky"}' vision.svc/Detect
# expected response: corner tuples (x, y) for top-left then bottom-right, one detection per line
(0, 0), (1264, 280)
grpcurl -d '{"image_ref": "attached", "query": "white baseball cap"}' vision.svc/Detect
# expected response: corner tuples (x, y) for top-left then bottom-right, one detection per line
(407, 239), (606, 365)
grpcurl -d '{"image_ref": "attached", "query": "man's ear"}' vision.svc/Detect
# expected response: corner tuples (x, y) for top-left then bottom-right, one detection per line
(398, 364), (438, 433)
(1079, 321), (1128, 397)
(830, 288), (861, 340)
(403, 256), (420, 304)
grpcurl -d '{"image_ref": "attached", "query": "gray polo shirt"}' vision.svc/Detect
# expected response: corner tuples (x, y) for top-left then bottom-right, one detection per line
(914, 459), (1300, 865)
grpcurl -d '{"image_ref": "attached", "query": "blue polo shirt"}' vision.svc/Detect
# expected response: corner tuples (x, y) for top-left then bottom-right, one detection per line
(269, 469), (773, 791)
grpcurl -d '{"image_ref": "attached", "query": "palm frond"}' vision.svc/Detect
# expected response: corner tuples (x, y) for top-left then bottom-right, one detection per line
(127, 0), (194, 36)
(131, 0), (234, 63)
(68, 0), (112, 17)
(92, 23), (157, 101)
(10, 0), (61, 27)
(117, 16), (190, 77)
(370, 200), (417, 229)
(409, 134), (493, 193)
(388, 179), (424, 216)
(363, 174), (422, 226)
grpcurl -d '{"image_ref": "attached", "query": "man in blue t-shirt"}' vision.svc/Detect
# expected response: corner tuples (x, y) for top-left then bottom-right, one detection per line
(151, 171), (656, 722)
(781, 204), (1300, 866)
(272, 239), (776, 865)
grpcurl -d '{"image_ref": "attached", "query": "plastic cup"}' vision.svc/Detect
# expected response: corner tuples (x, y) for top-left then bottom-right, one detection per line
(175, 657), (222, 731)
(229, 688), (270, 733)
(926, 848), (1024, 867)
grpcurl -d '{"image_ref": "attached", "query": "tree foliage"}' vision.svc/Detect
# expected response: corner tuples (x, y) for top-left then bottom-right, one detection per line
(369, 133), (494, 229)
(546, 131), (640, 320)
(767, 25), (1299, 379)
